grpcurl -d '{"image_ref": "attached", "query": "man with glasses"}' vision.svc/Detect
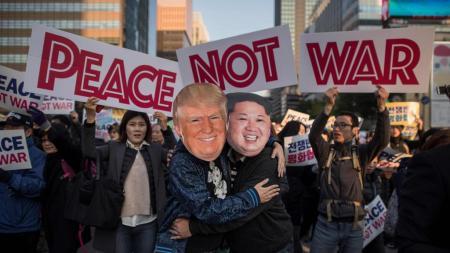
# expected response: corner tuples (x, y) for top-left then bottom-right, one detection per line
(309, 86), (390, 253)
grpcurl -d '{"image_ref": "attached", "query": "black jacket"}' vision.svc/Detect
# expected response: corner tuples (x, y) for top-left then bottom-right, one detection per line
(397, 144), (450, 253)
(82, 122), (168, 253)
(189, 148), (293, 253)
(309, 110), (390, 220)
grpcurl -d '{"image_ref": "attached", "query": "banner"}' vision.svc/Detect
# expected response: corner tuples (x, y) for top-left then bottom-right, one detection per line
(40, 96), (74, 115)
(300, 27), (434, 93)
(386, 102), (420, 126)
(280, 109), (310, 127)
(363, 195), (387, 247)
(0, 130), (32, 170)
(432, 42), (450, 101)
(177, 25), (297, 93)
(25, 24), (183, 115)
(0, 65), (43, 114)
(284, 134), (317, 166)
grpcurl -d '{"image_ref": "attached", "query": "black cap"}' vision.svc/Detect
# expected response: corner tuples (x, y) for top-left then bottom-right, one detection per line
(227, 92), (271, 115)
(6, 112), (33, 128)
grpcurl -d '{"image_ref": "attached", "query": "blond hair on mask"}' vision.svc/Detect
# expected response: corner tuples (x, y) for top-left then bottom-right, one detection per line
(173, 83), (227, 125)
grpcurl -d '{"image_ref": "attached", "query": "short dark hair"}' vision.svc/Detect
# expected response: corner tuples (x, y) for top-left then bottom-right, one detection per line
(336, 111), (359, 128)
(119, 110), (152, 143)
(227, 92), (271, 115)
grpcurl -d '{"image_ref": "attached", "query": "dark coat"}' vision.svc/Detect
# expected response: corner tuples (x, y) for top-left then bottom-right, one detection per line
(396, 144), (450, 253)
(309, 110), (390, 220)
(155, 142), (261, 253)
(81, 122), (168, 253)
(189, 148), (293, 253)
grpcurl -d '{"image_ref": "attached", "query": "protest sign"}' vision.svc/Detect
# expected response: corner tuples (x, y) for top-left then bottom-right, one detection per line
(431, 101), (450, 128)
(0, 130), (32, 170)
(177, 25), (297, 93)
(432, 42), (450, 101)
(40, 96), (74, 115)
(363, 195), (387, 247)
(300, 27), (434, 93)
(93, 108), (116, 141)
(280, 109), (310, 127)
(0, 65), (43, 114)
(284, 134), (317, 166)
(25, 24), (183, 115)
(386, 102), (420, 126)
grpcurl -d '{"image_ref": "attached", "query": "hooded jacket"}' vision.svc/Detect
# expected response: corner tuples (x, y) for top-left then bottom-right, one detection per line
(0, 137), (46, 233)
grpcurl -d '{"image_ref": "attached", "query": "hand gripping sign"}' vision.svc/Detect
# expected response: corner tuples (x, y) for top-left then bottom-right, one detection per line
(25, 25), (183, 115)
(299, 27), (434, 93)
(0, 130), (32, 170)
(0, 65), (43, 114)
(177, 25), (297, 93)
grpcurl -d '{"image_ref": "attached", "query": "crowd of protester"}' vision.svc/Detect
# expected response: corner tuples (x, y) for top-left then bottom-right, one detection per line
(1, 83), (449, 253)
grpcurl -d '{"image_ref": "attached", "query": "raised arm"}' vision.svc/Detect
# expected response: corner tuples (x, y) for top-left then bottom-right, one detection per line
(366, 86), (390, 161)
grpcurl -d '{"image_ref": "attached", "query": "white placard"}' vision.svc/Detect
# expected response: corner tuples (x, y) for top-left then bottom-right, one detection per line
(363, 195), (387, 247)
(0, 130), (32, 170)
(177, 25), (297, 93)
(0, 65), (43, 114)
(284, 134), (317, 166)
(300, 28), (434, 93)
(432, 42), (450, 101)
(40, 96), (75, 115)
(280, 109), (310, 127)
(25, 24), (183, 115)
(431, 101), (450, 128)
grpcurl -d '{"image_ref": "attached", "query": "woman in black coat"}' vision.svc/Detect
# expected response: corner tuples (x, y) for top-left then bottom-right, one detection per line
(41, 123), (83, 253)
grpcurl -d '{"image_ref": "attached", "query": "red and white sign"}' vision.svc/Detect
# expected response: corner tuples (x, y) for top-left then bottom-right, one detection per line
(299, 28), (434, 93)
(25, 25), (183, 115)
(0, 130), (31, 170)
(40, 96), (75, 115)
(177, 25), (297, 93)
(284, 134), (317, 167)
(0, 65), (43, 114)
(363, 195), (387, 247)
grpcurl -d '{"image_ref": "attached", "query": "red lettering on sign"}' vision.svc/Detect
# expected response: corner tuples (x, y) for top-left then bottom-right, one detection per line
(189, 37), (280, 90)
(306, 38), (420, 85)
(36, 32), (177, 111)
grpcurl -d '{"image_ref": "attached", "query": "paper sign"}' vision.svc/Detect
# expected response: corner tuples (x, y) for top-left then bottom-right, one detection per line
(432, 42), (450, 101)
(386, 102), (419, 126)
(431, 101), (450, 128)
(284, 134), (317, 166)
(25, 24), (183, 115)
(0, 130), (32, 170)
(363, 195), (387, 247)
(94, 108), (116, 141)
(0, 65), (43, 114)
(300, 28), (434, 93)
(280, 109), (310, 127)
(177, 25), (297, 93)
(40, 96), (74, 115)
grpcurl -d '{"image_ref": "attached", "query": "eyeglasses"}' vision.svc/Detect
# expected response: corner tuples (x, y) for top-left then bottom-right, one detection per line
(332, 123), (353, 129)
